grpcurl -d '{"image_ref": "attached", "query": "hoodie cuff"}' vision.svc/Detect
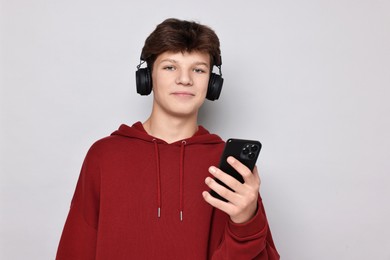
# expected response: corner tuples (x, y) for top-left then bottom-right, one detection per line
(227, 199), (267, 239)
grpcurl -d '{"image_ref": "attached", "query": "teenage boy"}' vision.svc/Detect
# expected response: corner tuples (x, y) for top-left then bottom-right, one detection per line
(56, 18), (279, 259)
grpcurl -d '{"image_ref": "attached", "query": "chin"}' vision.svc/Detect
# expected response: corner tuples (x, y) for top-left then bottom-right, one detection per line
(169, 106), (200, 118)
(171, 110), (198, 118)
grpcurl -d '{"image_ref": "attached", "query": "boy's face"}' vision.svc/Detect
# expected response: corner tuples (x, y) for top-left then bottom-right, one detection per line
(151, 51), (211, 118)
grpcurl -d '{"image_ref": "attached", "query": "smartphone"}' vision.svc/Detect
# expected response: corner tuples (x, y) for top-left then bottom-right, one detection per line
(210, 138), (262, 202)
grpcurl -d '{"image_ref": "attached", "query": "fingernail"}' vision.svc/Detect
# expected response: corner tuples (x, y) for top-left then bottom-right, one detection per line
(209, 166), (216, 174)
(227, 156), (235, 164)
(206, 176), (214, 183)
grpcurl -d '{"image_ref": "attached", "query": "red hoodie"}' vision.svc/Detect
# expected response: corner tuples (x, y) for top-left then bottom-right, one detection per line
(56, 122), (279, 259)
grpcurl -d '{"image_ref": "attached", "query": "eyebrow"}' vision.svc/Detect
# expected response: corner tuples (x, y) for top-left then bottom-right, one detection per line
(159, 59), (209, 67)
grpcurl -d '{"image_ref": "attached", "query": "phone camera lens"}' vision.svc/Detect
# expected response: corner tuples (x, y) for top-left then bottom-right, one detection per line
(242, 147), (249, 155)
(248, 152), (255, 159)
(251, 145), (258, 152)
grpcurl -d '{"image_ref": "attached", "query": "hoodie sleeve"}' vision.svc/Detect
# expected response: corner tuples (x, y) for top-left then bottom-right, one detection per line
(208, 197), (280, 260)
(56, 146), (101, 260)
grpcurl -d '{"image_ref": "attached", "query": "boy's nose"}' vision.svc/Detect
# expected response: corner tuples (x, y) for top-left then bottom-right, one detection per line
(176, 70), (193, 86)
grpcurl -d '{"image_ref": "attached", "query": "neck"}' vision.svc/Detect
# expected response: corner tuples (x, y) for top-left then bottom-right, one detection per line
(143, 113), (199, 144)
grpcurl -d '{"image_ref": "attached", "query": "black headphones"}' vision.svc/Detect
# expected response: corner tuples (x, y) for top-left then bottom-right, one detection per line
(135, 55), (224, 101)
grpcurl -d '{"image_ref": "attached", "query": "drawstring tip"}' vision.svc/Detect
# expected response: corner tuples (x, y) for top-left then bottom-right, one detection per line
(180, 211), (183, 221)
(158, 207), (161, 218)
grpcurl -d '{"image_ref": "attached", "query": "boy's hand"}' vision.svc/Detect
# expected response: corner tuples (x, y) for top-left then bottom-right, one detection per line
(202, 156), (260, 224)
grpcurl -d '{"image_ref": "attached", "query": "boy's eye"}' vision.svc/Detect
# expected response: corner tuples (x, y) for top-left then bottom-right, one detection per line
(163, 66), (176, 71)
(193, 68), (206, 73)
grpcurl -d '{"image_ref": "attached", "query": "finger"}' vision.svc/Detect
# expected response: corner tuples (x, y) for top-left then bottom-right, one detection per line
(204, 176), (238, 203)
(252, 166), (261, 186)
(202, 191), (235, 215)
(227, 156), (255, 183)
(208, 166), (243, 193)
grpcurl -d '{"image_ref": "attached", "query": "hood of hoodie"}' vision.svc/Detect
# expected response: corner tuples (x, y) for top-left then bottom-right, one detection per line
(111, 121), (224, 146)
(111, 121), (224, 221)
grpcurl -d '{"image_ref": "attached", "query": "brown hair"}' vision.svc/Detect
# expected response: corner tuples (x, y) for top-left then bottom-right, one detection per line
(140, 18), (221, 70)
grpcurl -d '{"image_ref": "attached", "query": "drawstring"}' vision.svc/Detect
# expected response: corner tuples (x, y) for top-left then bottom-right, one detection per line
(152, 139), (161, 218)
(152, 138), (186, 221)
(179, 140), (186, 221)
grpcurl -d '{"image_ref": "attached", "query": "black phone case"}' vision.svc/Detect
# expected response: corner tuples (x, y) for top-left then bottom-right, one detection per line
(210, 138), (262, 202)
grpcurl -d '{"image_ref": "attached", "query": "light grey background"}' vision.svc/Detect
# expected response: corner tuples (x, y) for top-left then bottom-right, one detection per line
(1, 0), (389, 259)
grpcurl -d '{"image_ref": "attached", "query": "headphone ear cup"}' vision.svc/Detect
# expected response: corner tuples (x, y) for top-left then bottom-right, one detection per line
(206, 73), (224, 101)
(136, 68), (152, 95)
